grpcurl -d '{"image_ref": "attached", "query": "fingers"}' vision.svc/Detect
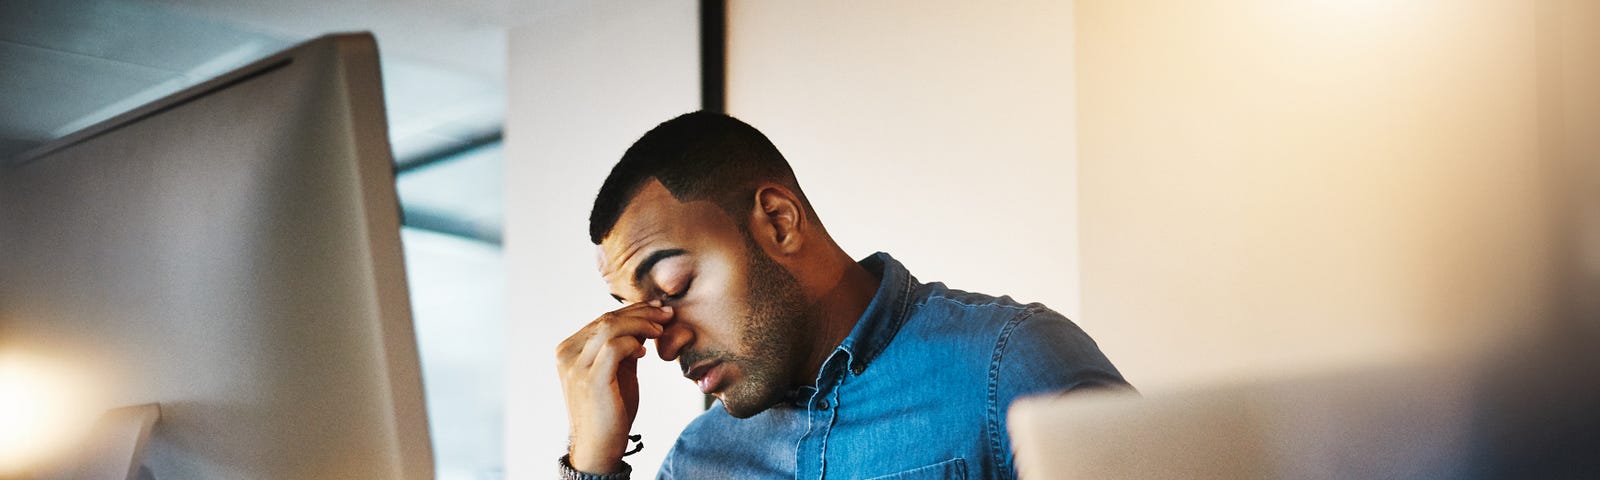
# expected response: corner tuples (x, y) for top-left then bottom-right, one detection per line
(591, 335), (645, 382)
(579, 308), (671, 365)
(560, 303), (675, 369)
(556, 302), (668, 355)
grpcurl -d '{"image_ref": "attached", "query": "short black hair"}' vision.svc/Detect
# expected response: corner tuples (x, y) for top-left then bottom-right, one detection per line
(588, 111), (807, 245)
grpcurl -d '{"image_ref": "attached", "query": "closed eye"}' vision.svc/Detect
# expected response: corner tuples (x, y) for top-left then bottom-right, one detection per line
(665, 278), (693, 301)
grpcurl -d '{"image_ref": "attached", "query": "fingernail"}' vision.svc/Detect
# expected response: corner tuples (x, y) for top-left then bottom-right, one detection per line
(662, 306), (673, 313)
(649, 300), (662, 307)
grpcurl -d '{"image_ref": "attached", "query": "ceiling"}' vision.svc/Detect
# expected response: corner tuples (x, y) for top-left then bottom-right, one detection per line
(0, 0), (548, 242)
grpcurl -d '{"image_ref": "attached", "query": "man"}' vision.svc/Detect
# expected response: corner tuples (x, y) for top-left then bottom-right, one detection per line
(556, 112), (1129, 479)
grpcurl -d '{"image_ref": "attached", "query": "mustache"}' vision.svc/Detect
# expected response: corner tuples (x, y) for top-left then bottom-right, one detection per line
(677, 348), (722, 376)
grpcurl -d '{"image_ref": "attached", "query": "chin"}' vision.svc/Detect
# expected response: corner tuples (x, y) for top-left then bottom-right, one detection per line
(717, 386), (785, 419)
(720, 402), (765, 419)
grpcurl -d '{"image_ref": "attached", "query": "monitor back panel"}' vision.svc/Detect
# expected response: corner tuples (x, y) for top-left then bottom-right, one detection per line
(0, 34), (432, 479)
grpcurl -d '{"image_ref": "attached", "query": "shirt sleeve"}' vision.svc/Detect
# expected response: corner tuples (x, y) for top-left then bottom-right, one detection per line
(987, 305), (1133, 479)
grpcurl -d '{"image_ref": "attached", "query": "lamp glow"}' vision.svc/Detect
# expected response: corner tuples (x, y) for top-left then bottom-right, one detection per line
(0, 351), (96, 476)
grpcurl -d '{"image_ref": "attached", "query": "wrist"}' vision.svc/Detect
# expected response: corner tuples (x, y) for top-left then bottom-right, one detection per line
(569, 453), (623, 475)
(568, 442), (623, 474)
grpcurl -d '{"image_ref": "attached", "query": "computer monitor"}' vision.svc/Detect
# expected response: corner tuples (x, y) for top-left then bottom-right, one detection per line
(0, 33), (433, 478)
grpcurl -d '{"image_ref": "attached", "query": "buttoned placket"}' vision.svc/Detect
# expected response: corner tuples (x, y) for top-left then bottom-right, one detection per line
(795, 348), (854, 480)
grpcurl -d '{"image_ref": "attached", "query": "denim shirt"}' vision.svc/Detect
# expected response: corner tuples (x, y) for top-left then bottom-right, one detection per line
(657, 252), (1129, 479)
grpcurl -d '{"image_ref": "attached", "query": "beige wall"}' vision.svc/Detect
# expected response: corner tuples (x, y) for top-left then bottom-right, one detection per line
(1543, 0), (1600, 323)
(503, 2), (702, 478)
(1077, 0), (1560, 391)
(726, 0), (1082, 319)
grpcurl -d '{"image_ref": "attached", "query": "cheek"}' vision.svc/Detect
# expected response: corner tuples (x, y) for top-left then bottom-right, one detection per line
(675, 276), (751, 346)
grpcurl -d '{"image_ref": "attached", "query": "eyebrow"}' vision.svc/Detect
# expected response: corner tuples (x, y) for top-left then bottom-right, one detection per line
(611, 248), (689, 303)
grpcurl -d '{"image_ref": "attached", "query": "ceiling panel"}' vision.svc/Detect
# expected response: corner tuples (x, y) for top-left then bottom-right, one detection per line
(0, 40), (182, 139)
(0, 0), (287, 73)
(2, 0), (513, 244)
(1, 0), (510, 166)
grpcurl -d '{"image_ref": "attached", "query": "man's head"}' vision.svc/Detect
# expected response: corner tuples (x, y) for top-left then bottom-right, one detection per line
(590, 112), (824, 418)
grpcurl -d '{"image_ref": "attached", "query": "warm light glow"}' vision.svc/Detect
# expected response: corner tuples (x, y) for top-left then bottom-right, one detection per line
(0, 350), (97, 476)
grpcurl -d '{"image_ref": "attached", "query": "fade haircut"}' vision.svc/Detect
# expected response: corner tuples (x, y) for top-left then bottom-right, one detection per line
(588, 111), (809, 245)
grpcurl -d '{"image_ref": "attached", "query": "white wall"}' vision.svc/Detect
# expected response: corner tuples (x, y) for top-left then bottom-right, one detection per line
(726, 0), (1083, 319)
(1076, 0), (1560, 391)
(503, 2), (702, 478)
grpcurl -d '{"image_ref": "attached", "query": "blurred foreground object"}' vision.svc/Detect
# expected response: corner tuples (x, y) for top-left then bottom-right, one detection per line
(1009, 326), (1600, 479)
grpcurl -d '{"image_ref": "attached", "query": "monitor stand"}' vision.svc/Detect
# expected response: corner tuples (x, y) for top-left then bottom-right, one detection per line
(65, 403), (161, 480)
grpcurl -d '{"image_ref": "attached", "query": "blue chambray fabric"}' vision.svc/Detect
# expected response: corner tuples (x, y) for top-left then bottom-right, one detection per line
(657, 252), (1128, 480)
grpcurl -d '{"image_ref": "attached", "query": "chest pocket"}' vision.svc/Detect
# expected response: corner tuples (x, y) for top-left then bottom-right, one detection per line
(863, 458), (968, 480)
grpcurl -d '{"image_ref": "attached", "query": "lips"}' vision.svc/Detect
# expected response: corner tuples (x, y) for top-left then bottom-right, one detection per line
(684, 360), (725, 395)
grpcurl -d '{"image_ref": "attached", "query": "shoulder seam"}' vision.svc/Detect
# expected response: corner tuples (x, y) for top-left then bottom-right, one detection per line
(922, 293), (1030, 310)
(985, 304), (1043, 479)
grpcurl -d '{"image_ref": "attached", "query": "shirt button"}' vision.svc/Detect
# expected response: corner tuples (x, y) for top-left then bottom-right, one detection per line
(851, 364), (865, 375)
(815, 400), (829, 411)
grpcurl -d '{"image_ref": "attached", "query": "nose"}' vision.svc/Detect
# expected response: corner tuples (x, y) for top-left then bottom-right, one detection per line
(655, 317), (694, 361)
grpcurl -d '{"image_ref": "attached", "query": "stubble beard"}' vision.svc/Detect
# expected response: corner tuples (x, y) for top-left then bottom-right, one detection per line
(685, 237), (813, 419)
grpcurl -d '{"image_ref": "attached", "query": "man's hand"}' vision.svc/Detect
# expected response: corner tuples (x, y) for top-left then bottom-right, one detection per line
(556, 301), (675, 474)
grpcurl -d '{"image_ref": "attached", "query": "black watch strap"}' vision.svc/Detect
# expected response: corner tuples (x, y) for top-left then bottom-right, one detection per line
(558, 454), (632, 480)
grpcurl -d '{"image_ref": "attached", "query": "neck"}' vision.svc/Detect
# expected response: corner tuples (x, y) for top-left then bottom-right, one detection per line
(794, 248), (881, 386)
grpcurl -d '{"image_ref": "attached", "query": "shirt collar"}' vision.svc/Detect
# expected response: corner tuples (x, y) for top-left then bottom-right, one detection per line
(835, 252), (919, 375)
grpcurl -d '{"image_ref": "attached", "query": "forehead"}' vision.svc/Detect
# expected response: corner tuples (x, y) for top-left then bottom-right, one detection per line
(597, 180), (735, 281)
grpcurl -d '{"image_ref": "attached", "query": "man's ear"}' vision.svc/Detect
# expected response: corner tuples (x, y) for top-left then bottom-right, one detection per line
(749, 184), (807, 256)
